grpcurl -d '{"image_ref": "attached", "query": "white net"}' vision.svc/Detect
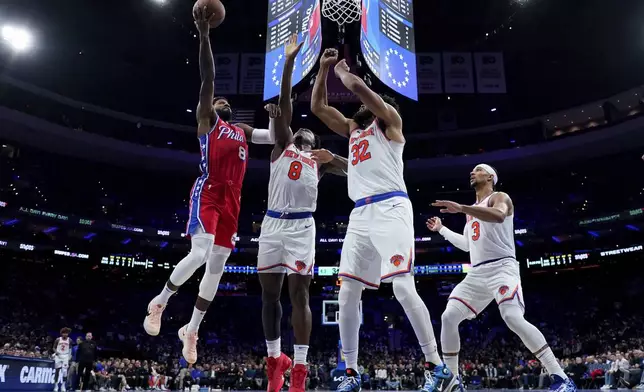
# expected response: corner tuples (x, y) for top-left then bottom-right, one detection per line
(321, 0), (362, 25)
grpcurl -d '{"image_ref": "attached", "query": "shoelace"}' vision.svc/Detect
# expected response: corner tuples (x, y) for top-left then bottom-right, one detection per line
(338, 376), (357, 391)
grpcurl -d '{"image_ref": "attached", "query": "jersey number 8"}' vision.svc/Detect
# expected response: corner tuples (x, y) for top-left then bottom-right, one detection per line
(238, 146), (246, 161)
(288, 161), (302, 180)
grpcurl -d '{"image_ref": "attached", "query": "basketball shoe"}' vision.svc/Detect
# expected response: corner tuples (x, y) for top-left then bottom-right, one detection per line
(143, 299), (165, 336)
(266, 353), (292, 392)
(289, 364), (308, 392)
(422, 363), (454, 392)
(336, 368), (361, 392)
(178, 325), (198, 364)
(550, 375), (577, 392)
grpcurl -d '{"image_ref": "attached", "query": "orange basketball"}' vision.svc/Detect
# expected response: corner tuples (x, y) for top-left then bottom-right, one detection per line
(193, 0), (226, 29)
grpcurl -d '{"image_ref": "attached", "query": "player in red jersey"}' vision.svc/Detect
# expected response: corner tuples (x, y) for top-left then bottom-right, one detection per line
(143, 6), (278, 364)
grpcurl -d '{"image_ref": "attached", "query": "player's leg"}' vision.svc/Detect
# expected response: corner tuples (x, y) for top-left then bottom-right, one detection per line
(61, 361), (69, 392)
(287, 274), (312, 392)
(54, 361), (61, 391)
(493, 261), (576, 391)
(440, 271), (491, 377)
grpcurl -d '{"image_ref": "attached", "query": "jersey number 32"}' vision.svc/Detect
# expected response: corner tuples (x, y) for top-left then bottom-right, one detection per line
(351, 140), (371, 166)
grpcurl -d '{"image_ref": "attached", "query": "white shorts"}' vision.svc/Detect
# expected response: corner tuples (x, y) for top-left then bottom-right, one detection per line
(339, 196), (415, 289)
(257, 215), (316, 275)
(55, 355), (70, 369)
(448, 258), (525, 319)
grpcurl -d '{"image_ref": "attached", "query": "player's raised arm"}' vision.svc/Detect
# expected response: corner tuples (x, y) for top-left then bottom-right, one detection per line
(310, 148), (348, 177)
(311, 49), (353, 138)
(333, 59), (403, 140)
(426, 217), (470, 252)
(276, 34), (303, 136)
(195, 7), (217, 135)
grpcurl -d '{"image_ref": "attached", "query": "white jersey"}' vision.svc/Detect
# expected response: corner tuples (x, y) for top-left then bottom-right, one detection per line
(347, 120), (407, 202)
(267, 144), (319, 213)
(56, 337), (71, 357)
(465, 192), (516, 266)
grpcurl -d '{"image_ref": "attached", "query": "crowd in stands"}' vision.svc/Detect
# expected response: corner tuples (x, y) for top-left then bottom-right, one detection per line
(1, 257), (643, 390)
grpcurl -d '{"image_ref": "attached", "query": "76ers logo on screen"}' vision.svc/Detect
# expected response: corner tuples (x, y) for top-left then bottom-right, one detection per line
(390, 254), (404, 267)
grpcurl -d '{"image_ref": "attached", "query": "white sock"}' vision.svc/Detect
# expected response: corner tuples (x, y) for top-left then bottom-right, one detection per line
(537, 347), (567, 380)
(294, 345), (309, 365)
(157, 285), (176, 305)
(421, 340), (443, 365)
(443, 354), (459, 376)
(266, 338), (281, 358)
(187, 307), (206, 333)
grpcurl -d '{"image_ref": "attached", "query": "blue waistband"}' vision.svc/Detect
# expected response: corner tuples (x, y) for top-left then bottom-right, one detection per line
(266, 210), (313, 219)
(354, 191), (409, 208)
(473, 256), (517, 267)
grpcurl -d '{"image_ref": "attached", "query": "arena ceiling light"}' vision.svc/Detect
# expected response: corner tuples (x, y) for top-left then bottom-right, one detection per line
(1, 25), (33, 53)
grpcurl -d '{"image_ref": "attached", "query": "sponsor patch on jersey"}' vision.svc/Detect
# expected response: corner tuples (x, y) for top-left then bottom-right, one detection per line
(498, 285), (509, 296)
(295, 260), (306, 271)
(390, 254), (404, 267)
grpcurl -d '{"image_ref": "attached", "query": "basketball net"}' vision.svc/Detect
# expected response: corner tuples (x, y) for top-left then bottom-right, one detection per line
(321, 0), (362, 25)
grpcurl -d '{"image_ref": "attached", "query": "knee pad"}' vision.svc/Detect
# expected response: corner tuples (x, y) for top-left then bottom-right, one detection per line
(191, 234), (214, 264)
(338, 279), (362, 308)
(208, 245), (230, 275)
(441, 302), (468, 329)
(392, 275), (420, 309)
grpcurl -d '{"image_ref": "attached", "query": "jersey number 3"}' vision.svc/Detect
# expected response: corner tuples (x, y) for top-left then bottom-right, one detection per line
(351, 140), (371, 166)
(471, 221), (481, 241)
(288, 161), (302, 180)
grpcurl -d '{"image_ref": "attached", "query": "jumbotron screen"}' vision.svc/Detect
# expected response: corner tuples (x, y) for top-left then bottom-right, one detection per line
(263, 0), (322, 100)
(360, 0), (418, 100)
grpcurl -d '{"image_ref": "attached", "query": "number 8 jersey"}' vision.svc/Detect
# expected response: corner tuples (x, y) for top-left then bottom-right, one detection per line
(347, 120), (407, 202)
(268, 144), (319, 213)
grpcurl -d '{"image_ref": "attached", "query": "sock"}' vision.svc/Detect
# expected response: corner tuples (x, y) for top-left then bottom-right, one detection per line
(266, 338), (281, 358)
(443, 354), (459, 376)
(421, 340), (443, 366)
(537, 347), (567, 380)
(187, 307), (206, 333)
(157, 284), (176, 305)
(294, 345), (309, 365)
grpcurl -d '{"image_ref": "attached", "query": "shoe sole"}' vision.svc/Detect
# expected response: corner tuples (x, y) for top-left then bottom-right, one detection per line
(178, 327), (197, 364)
(143, 306), (161, 336)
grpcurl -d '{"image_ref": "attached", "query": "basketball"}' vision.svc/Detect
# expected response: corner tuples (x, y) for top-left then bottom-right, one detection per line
(193, 0), (226, 29)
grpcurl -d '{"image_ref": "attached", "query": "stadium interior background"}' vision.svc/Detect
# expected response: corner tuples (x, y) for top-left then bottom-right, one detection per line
(1, 0), (644, 390)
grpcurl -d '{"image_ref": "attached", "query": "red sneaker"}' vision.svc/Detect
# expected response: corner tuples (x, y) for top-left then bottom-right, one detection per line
(288, 364), (308, 392)
(266, 353), (292, 392)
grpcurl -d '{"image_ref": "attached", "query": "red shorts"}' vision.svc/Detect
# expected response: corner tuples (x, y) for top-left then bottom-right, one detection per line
(186, 178), (241, 249)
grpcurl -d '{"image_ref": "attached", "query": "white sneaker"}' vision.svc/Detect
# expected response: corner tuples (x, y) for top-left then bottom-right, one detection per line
(61, 385), (67, 392)
(178, 324), (199, 364)
(144, 298), (166, 336)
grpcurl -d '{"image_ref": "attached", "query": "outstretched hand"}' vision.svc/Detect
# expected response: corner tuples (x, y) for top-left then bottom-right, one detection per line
(310, 149), (334, 164)
(432, 200), (464, 214)
(426, 217), (443, 232)
(264, 103), (281, 119)
(194, 6), (216, 35)
(284, 33), (304, 59)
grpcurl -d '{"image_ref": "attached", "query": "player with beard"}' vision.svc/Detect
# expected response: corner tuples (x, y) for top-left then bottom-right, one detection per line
(258, 35), (347, 392)
(310, 48), (454, 392)
(427, 164), (577, 392)
(143, 6), (278, 364)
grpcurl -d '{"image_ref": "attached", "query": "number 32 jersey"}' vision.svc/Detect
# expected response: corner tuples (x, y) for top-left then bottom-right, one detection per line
(268, 144), (319, 213)
(347, 120), (407, 202)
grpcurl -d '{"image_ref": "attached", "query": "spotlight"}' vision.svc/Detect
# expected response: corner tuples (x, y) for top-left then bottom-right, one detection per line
(2, 25), (33, 52)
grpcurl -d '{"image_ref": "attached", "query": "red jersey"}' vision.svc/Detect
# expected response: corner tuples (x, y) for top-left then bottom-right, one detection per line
(197, 115), (248, 188)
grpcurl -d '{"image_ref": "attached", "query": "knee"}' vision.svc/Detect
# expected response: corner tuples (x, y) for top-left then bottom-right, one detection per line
(392, 275), (420, 308)
(289, 284), (309, 309)
(500, 306), (525, 332)
(208, 247), (229, 275)
(261, 283), (281, 303)
(338, 280), (362, 308)
(190, 236), (213, 265)
(441, 303), (467, 330)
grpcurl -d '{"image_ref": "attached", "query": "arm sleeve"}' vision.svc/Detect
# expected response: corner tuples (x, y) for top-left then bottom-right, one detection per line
(438, 226), (470, 252)
(250, 126), (275, 145)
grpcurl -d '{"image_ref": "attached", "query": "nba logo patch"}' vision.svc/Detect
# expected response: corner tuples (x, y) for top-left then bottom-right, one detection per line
(390, 254), (404, 267)
(498, 285), (509, 296)
(295, 260), (306, 271)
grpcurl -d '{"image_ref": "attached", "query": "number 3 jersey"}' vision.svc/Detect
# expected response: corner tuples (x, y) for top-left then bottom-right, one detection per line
(347, 119), (407, 202)
(466, 192), (516, 266)
(267, 144), (319, 213)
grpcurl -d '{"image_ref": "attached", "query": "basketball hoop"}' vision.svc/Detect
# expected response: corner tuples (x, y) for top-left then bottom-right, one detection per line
(322, 0), (362, 26)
